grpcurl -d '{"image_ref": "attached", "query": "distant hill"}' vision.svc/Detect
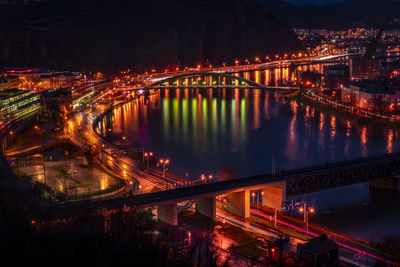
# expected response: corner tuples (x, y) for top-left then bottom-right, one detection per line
(259, 0), (400, 29)
(0, 0), (300, 73)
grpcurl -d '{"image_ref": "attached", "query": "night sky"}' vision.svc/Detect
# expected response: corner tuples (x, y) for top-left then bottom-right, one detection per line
(285, 0), (344, 5)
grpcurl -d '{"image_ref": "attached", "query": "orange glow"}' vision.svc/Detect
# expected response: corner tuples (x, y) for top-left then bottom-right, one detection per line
(360, 126), (367, 145)
(387, 129), (394, 153)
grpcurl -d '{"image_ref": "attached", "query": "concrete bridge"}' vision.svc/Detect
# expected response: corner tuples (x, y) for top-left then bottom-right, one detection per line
(56, 152), (400, 226)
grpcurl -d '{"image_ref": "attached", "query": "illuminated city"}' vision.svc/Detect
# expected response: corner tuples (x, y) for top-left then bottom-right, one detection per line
(0, 0), (400, 266)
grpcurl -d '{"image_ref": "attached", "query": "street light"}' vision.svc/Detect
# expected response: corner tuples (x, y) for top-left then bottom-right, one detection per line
(34, 125), (40, 134)
(159, 158), (170, 189)
(192, 174), (206, 184)
(159, 158), (169, 178)
(9, 130), (14, 144)
(251, 192), (256, 207)
(144, 152), (153, 172)
(299, 203), (315, 238)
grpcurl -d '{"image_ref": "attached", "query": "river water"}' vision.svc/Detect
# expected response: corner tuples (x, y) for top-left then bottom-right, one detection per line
(97, 65), (400, 242)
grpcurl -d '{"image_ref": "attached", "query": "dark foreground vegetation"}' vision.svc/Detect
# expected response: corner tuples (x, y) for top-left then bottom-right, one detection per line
(0, 179), (230, 267)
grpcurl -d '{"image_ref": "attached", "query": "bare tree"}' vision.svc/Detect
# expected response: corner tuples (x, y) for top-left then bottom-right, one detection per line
(53, 166), (75, 194)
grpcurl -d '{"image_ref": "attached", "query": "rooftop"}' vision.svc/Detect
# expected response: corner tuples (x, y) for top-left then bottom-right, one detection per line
(0, 88), (27, 97)
(41, 88), (71, 97)
(300, 235), (338, 253)
(346, 77), (400, 94)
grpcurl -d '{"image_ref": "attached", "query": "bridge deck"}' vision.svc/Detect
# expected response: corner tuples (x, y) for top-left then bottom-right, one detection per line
(119, 85), (297, 90)
(55, 152), (400, 214)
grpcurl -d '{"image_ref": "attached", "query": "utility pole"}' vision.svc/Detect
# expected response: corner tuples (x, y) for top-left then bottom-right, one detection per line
(42, 147), (46, 185)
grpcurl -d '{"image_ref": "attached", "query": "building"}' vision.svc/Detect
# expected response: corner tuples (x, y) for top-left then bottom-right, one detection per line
(40, 88), (72, 119)
(381, 61), (400, 78)
(0, 77), (8, 90)
(297, 235), (339, 267)
(0, 89), (40, 118)
(5, 75), (20, 89)
(349, 58), (381, 80)
(4, 68), (79, 92)
(40, 72), (76, 90)
(341, 78), (400, 114)
(324, 65), (349, 89)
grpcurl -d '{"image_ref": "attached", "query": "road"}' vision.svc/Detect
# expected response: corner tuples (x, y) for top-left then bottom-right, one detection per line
(249, 207), (399, 266)
(137, 52), (358, 84)
(65, 103), (189, 195)
(62, 55), (398, 266)
(5, 136), (61, 157)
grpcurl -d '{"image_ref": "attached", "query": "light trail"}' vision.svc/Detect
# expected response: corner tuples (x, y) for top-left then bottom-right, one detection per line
(251, 209), (399, 266)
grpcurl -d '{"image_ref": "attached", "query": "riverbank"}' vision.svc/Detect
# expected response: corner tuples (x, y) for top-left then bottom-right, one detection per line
(293, 92), (400, 129)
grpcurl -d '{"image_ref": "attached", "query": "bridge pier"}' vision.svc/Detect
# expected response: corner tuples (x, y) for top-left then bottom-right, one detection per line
(194, 197), (216, 220)
(157, 203), (178, 226)
(226, 190), (250, 218)
(261, 181), (286, 209)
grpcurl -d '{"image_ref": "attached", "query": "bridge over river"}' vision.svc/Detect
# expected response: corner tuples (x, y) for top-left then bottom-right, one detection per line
(118, 71), (299, 92)
(56, 151), (400, 225)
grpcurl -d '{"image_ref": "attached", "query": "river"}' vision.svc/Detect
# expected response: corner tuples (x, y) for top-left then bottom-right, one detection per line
(97, 63), (400, 242)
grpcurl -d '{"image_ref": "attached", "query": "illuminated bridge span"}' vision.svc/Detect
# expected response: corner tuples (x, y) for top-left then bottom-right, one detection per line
(145, 71), (298, 91)
(58, 152), (400, 225)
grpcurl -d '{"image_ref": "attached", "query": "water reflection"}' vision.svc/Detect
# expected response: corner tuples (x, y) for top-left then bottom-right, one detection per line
(387, 129), (394, 153)
(100, 87), (400, 180)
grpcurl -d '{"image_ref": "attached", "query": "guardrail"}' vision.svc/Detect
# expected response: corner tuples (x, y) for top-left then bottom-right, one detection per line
(305, 91), (400, 121)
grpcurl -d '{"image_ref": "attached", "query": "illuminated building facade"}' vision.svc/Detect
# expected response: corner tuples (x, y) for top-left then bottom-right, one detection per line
(4, 68), (78, 92)
(0, 89), (40, 118)
(342, 79), (400, 114)
(40, 88), (72, 119)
